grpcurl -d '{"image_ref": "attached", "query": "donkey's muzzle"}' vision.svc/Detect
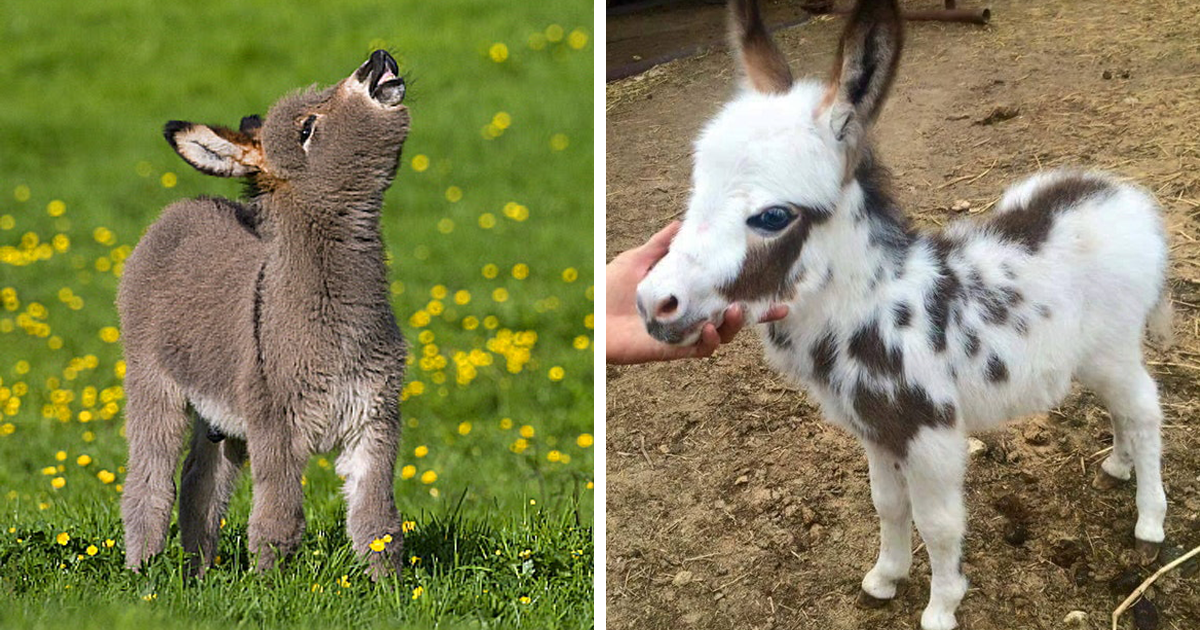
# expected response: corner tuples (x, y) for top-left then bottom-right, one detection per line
(355, 50), (406, 107)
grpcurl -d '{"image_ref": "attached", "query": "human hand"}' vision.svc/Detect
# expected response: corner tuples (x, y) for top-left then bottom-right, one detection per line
(606, 222), (788, 365)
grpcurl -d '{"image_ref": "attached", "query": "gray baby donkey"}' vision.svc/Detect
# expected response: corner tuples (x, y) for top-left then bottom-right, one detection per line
(119, 50), (411, 578)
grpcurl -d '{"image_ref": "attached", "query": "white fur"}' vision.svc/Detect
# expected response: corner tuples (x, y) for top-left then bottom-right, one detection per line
(637, 77), (1169, 630)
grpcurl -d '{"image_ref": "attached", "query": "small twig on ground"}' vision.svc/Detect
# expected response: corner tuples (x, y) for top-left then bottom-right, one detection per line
(1112, 543), (1200, 630)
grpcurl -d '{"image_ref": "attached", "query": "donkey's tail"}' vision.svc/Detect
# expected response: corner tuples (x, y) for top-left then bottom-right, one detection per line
(1147, 291), (1175, 350)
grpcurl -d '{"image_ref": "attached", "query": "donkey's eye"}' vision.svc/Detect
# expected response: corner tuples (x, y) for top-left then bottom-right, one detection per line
(747, 205), (794, 232)
(299, 115), (318, 146)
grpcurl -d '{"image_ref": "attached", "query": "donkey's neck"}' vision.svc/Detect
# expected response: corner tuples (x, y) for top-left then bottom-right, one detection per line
(792, 155), (915, 311)
(262, 195), (393, 309)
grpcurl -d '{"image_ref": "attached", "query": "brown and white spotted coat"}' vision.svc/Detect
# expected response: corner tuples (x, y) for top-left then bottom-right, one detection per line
(634, 2), (1171, 629)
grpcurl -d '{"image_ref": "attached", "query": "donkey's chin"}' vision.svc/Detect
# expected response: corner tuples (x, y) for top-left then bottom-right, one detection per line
(645, 314), (714, 347)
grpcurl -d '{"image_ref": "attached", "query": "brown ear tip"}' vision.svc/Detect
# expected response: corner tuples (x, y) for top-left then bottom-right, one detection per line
(163, 120), (191, 148)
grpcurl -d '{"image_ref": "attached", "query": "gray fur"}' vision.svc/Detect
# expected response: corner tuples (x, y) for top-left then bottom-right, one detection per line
(120, 51), (410, 578)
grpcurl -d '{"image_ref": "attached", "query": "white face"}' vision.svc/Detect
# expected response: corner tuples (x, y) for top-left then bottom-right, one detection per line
(636, 81), (847, 345)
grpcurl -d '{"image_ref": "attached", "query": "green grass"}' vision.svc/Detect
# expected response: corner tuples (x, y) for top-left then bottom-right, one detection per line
(0, 1), (594, 628)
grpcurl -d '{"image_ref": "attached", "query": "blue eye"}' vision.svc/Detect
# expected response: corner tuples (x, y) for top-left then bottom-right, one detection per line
(747, 205), (794, 232)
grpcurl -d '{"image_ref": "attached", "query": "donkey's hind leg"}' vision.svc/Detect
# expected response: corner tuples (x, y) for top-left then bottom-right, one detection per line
(1078, 345), (1167, 562)
(122, 369), (190, 570)
(179, 416), (247, 576)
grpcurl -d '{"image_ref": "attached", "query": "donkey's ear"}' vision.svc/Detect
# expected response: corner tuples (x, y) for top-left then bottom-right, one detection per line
(728, 0), (793, 95)
(164, 120), (264, 178)
(827, 0), (904, 143)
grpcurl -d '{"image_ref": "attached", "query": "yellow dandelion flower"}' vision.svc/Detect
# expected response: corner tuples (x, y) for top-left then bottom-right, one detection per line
(519, 425), (535, 439)
(411, 155), (429, 172)
(454, 290), (470, 305)
(142, 593), (157, 602)
(97, 470), (115, 484)
(47, 200), (66, 217)
(482, 264), (498, 279)
(512, 263), (529, 279)
(103, 539), (115, 548)
(55, 450), (67, 461)
(519, 595), (531, 604)
(114, 360), (127, 379)
(86, 545), (98, 556)
(99, 327), (120, 343)
(478, 213), (496, 229)
(15, 361), (30, 375)
(14, 185), (31, 202)
(562, 267), (579, 283)
(586, 481), (594, 489)
(457, 422), (471, 435)
(548, 366), (564, 381)
(568, 28), (589, 50)
(420, 470), (437, 484)
(573, 335), (590, 350)
(577, 433), (594, 448)
(76, 454), (91, 466)
(462, 316), (479, 330)
(488, 42), (508, 63)
(492, 111), (512, 129)
(584, 314), (594, 330)
(414, 445), (428, 458)
(500, 417), (513, 430)
(390, 280), (405, 295)
(337, 575), (350, 588)
(400, 464), (416, 480)
(410, 555), (422, 565)
(437, 218), (455, 234)
(492, 288), (509, 303)
(545, 23), (564, 42)
(42, 466), (57, 475)
(161, 172), (177, 188)
(56, 532), (69, 545)
(547, 450), (562, 462)
(369, 538), (386, 552)
(311, 583), (324, 593)
(550, 133), (569, 151)
(82, 431), (95, 443)
(445, 186), (463, 203)
(412, 585), (424, 599)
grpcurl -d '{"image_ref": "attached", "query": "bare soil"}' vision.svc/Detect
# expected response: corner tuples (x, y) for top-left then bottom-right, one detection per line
(605, 1), (1200, 629)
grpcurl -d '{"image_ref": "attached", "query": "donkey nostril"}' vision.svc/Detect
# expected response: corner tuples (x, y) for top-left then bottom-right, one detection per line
(656, 295), (679, 318)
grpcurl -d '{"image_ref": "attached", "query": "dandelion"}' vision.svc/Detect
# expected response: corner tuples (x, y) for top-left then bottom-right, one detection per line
(97, 469), (116, 484)
(161, 172), (177, 188)
(454, 290), (470, 305)
(584, 314), (594, 330)
(547, 450), (562, 462)
(478, 213), (496, 229)
(488, 42), (508, 63)
(390, 280), (405, 295)
(457, 422), (471, 435)
(41, 466), (57, 475)
(142, 593), (157, 602)
(586, 481), (594, 490)
(562, 267), (579, 282)
(85, 545), (98, 556)
(573, 335), (590, 350)
(529, 499), (536, 506)
(482, 263), (499, 279)
(51, 477), (66, 489)
(56, 532), (70, 545)
(500, 417), (513, 430)
(412, 585), (424, 599)
(414, 445), (428, 458)
(445, 186), (463, 202)
(568, 28), (589, 50)
(400, 465), (416, 480)
(519, 425), (535, 439)
(550, 133), (569, 151)
(577, 433), (594, 448)
(411, 155), (429, 172)
(437, 218), (454, 234)
(519, 595), (531, 604)
(311, 583), (324, 593)
(103, 539), (115, 548)
(512, 263), (529, 279)
(401, 520), (416, 533)
(337, 575), (350, 589)
(492, 288), (509, 303)
(545, 23), (564, 42)
(369, 538), (387, 552)
(420, 470), (437, 484)
(548, 366), (564, 381)
(510, 439), (528, 454)
(99, 326), (120, 343)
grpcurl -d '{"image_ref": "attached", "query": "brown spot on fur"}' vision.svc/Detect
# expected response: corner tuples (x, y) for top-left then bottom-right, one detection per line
(986, 354), (1009, 383)
(849, 319), (902, 378)
(719, 206), (830, 302)
(729, 0), (793, 94)
(767, 322), (793, 349)
(810, 331), (838, 386)
(989, 176), (1113, 252)
(852, 381), (955, 457)
(893, 301), (912, 328)
(925, 235), (962, 353)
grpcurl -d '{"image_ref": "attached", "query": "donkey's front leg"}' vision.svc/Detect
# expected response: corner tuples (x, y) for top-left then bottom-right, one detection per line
(337, 393), (404, 580)
(907, 427), (969, 630)
(859, 440), (913, 606)
(246, 411), (307, 572)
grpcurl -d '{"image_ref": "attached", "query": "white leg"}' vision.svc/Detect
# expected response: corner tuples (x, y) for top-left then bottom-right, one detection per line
(1080, 358), (1167, 549)
(861, 440), (913, 601)
(906, 428), (969, 630)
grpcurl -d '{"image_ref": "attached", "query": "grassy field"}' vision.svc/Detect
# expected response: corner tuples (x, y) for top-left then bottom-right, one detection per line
(0, 1), (594, 628)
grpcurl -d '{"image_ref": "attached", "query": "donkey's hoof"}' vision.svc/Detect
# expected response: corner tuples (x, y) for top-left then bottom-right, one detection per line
(1135, 539), (1161, 565)
(856, 588), (894, 609)
(1091, 467), (1126, 491)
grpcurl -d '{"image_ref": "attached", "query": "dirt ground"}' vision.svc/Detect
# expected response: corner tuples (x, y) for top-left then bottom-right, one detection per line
(605, 1), (1200, 629)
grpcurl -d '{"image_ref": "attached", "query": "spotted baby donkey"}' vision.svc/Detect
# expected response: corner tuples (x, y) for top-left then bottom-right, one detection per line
(635, 1), (1172, 628)
(120, 50), (410, 578)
